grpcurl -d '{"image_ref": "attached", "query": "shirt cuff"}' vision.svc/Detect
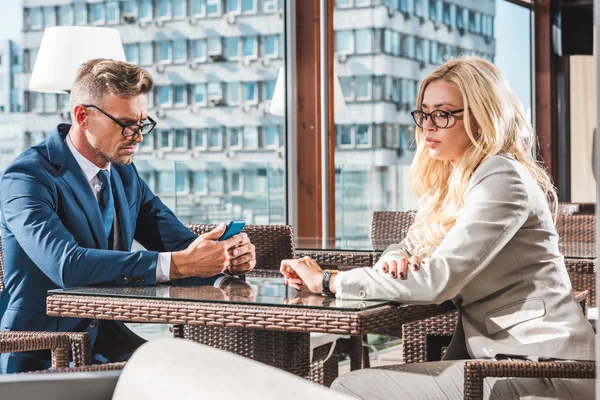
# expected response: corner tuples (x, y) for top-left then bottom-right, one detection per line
(156, 252), (172, 283)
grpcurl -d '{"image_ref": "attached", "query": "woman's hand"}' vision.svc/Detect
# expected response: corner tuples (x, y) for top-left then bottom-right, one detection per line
(373, 255), (421, 279)
(280, 257), (324, 293)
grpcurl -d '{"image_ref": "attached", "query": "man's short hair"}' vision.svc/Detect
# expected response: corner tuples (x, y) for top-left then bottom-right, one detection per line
(69, 58), (153, 110)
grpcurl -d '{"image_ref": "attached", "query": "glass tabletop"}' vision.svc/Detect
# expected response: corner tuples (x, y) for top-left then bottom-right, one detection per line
(48, 275), (397, 311)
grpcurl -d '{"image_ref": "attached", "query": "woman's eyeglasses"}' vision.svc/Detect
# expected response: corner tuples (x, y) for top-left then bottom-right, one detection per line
(83, 104), (157, 137)
(410, 109), (464, 129)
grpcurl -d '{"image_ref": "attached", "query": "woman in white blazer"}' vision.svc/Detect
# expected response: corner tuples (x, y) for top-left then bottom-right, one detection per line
(280, 56), (595, 399)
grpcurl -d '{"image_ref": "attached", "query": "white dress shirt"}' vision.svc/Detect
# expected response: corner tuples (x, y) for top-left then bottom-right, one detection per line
(65, 134), (172, 282)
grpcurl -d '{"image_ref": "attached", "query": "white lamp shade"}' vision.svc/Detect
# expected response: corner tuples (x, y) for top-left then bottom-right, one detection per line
(269, 67), (347, 117)
(29, 27), (126, 93)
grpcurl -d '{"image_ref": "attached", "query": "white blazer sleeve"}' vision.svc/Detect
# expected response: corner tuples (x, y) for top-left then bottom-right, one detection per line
(334, 157), (529, 303)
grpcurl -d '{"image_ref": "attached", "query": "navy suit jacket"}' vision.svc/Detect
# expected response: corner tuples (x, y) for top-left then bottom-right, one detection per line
(0, 124), (197, 372)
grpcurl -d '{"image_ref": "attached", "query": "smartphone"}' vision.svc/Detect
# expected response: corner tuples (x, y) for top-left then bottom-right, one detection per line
(217, 219), (246, 241)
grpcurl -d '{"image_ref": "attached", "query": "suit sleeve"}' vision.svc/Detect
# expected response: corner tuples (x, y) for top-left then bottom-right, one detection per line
(1, 163), (159, 288)
(334, 158), (529, 303)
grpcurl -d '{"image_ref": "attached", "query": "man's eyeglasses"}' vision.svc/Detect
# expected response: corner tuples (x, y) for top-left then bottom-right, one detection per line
(83, 104), (157, 137)
(411, 109), (464, 129)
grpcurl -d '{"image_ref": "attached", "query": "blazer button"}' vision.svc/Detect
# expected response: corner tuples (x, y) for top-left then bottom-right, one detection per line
(89, 321), (97, 329)
(358, 289), (367, 298)
(123, 277), (131, 284)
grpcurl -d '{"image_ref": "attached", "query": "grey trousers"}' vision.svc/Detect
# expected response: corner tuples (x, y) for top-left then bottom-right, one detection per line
(331, 360), (595, 400)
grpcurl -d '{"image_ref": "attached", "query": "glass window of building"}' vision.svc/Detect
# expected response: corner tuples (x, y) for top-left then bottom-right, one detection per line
(124, 44), (138, 64)
(194, 171), (207, 193)
(243, 126), (259, 148)
(264, 126), (279, 148)
(160, 130), (171, 148)
(355, 76), (371, 100)
(158, 86), (172, 107)
(230, 171), (242, 193)
(335, 31), (353, 55)
(243, 37), (257, 58)
(90, 3), (105, 24)
(193, 40), (207, 61)
(174, 129), (187, 148)
(355, 29), (373, 54)
(44, 93), (57, 112)
(355, 0), (371, 7)
(139, 42), (154, 66)
(207, 38), (222, 56)
(175, 168), (187, 192)
(244, 82), (258, 104)
(208, 128), (222, 149)
(264, 81), (276, 101)
(191, 0), (206, 16)
(242, 0), (257, 13)
(194, 84), (207, 105)
(336, 125), (352, 146)
(158, 0), (171, 18)
(402, 35), (415, 58)
(227, 0), (240, 13)
(106, 2), (120, 23)
(193, 129), (206, 148)
(356, 125), (370, 146)
(263, 0), (277, 12)
(392, 31), (401, 56)
(173, 85), (186, 106)
(227, 82), (240, 105)
(159, 42), (171, 63)
(336, 0), (352, 8)
(29, 8), (43, 29)
(140, 0), (153, 20)
(207, 0), (221, 16)
(58, 5), (73, 25)
(442, 2), (451, 26)
(264, 35), (278, 57)
(173, 0), (186, 17)
(123, 1), (137, 17)
(158, 171), (175, 193)
(173, 40), (187, 63)
(339, 77), (353, 100)
(208, 82), (223, 102)
(43, 7), (56, 27)
(229, 128), (241, 148)
(74, 4), (87, 24)
(244, 171), (258, 193)
(225, 37), (240, 59)
(208, 171), (224, 194)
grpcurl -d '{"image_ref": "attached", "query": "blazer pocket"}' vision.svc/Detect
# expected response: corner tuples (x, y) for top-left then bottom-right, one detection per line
(484, 298), (546, 335)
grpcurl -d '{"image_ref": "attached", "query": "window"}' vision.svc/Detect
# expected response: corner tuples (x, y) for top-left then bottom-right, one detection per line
(336, 125), (352, 146)
(159, 42), (172, 63)
(442, 2), (451, 26)
(244, 171), (258, 193)
(160, 130), (171, 148)
(193, 171), (207, 193)
(158, 0), (171, 18)
(140, 43), (154, 66)
(123, 1), (137, 17)
(335, 31), (353, 54)
(207, 0), (221, 16)
(243, 126), (259, 148)
(402, 35), (415, 58)
(208, 128), (222, 149)
(243, 37), (257, 59)
(355, 30), (373, 54)
(264, 35), (278, 58)
(173, 85), (186, 106)
(384, 77), (399, 102)
(58, 5), (72, 25)
(207, 38), (222, 56)
(124, 44), (139, 64)
(263, 0), (277, 12)
(229, 127), (241, 148)
(90, 3), (105, 24)
(242, 0), (256, 13)
(158, 86), (172, 107)
(193, 40), (207, 61)
(230, 171), (242, 193)
(44, 93), (57, 112)
(336, 0), (352, 8)
(140, 0), (153, 20)
(29, 8), (43, 29)
(456, 7), (464, 30)
(208, 170), (224, 194)
(193, 129), (206, 148)
(264, 126), (279, 148)
(43, 7), (56, 27)
(158, 171), (175, 193)
(225, 37), (240, 59)
(355, 0), (371, 6)
(173, 40), (187, 63)
(264, 81), (276, 101)
(356, 125), (370, 146)
(429, 0), (437, 21)
(208, 82), (223, 101)
(106, 2), (120, 23)
(173, 0), (186, 17)
(227, 82), (240, 105)
(175, 167), (187, 192)
(194, 84), (207, 105)
(191, 0), (206, 16)
(416, 39), (425, 62)
(174, 129), (187, 148)
(140, 133), (154, 150)
(355, 76), (371, 100)
(339, 77), (353, 100)
(227, 0), (240, 13)
(244, 82), (258, 104)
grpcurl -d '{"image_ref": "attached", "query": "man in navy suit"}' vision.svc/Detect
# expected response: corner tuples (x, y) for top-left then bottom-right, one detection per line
(0, 59), (256, 373)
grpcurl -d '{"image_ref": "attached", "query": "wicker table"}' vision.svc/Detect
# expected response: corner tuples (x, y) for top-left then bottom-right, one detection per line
(46, 272), (451, 379)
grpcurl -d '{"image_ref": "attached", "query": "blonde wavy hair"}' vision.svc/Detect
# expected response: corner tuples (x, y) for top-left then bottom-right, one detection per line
(406, 56), (556, 257)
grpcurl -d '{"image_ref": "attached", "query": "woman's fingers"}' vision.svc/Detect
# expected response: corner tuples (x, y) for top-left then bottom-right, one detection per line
(388, 259), (398, 278)
(408, 256), (421, 271)
(398, 258), (409, 280)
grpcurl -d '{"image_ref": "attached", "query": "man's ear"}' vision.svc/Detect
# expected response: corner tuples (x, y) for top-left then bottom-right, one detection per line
(72, 104), (88, 129)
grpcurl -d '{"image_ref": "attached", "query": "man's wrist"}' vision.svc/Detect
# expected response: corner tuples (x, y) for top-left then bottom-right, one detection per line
(169, 250), (189, 280)
(329, 273), (337, 294)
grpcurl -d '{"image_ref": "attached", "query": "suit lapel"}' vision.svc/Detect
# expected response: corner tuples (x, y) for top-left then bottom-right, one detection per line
(43, 127), (108, 249)
(110, 169), (132, 251)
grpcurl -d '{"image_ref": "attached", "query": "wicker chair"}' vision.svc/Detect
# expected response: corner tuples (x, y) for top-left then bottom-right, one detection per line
(370, 211), (415, 250)
(557, 202), (595, 215)
(0, 238), (92, 370)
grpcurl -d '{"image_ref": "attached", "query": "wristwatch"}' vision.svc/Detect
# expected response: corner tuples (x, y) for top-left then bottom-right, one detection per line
(322, 270), (335, 296)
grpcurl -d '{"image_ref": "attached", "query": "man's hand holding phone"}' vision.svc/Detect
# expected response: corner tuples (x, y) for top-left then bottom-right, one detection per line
(170, 220), (256, 279)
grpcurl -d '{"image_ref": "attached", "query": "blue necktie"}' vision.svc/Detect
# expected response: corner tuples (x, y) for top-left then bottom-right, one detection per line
(97, 170), (114, 246)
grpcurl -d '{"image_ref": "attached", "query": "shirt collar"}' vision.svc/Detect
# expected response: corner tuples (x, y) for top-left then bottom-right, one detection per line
(65, 134), (111, 182)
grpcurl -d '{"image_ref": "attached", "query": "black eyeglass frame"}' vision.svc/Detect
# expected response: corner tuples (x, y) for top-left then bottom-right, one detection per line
(410, 108), (465, 129)
(82, 104), (157, 138)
